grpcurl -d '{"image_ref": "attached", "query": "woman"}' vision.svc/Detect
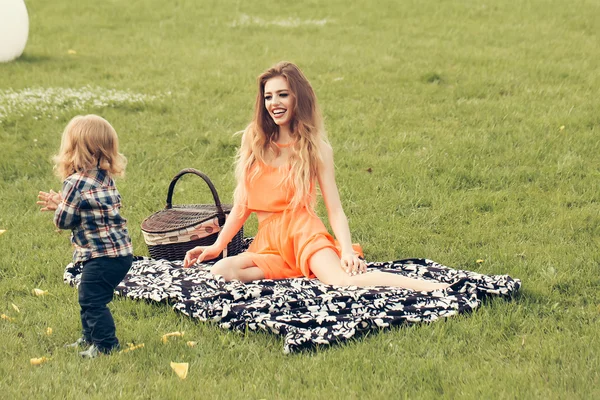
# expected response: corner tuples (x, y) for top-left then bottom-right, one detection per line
(184, 61), (450, 291)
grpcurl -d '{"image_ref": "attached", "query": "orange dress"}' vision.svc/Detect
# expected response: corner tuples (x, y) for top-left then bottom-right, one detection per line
(239, 161), (363, 279)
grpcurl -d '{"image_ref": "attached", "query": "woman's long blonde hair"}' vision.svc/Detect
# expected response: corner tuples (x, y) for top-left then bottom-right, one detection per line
(234, 61), (327, 211)
(53, 115), (127, 179)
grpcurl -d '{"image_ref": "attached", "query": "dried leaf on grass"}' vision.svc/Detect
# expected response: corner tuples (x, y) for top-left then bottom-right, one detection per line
(161, 331), (185, 343)
(30, 357), (50, 366)
(1, 314), (15, 322)
(120, 343), (145, 353)
(11, 303), (20, 313)
(186, 341), (197, 347)
(32, 288), (49, 296)
(170, 362), (189, 379)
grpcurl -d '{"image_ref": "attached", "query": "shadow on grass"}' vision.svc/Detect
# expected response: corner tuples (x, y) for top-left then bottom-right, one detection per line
(13, 53), (52, 64)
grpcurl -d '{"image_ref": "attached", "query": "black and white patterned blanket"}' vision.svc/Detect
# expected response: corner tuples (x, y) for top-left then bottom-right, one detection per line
(63, 247), (521, 353)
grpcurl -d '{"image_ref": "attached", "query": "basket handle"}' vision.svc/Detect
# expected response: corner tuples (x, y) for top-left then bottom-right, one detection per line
(165, 168), (227, 225)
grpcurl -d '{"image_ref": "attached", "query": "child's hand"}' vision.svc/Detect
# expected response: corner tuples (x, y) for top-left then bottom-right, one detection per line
(37, 190), (61, 212)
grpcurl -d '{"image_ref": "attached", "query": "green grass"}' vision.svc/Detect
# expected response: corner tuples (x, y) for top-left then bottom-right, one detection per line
(1, 0), (599, 398)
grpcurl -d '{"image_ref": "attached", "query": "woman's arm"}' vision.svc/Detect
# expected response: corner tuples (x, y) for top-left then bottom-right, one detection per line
(317, 143), (365, 274)
(214, 203), (251, 251)
(183, 203), (251, 267)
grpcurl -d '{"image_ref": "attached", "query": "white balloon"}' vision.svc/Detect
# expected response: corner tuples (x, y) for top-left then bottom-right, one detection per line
(0, 0), (30, 63)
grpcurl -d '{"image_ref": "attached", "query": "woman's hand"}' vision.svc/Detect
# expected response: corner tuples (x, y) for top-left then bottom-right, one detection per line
(340, 252), (367, 276)
(183, 245), (222, 268)
(37, 190), (61, 212)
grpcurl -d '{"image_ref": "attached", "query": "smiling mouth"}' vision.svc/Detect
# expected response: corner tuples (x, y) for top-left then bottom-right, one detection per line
(272, 109), (286, 117)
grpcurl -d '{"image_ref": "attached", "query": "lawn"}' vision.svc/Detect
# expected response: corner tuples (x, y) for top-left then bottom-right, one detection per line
(1, 0), (599, 398)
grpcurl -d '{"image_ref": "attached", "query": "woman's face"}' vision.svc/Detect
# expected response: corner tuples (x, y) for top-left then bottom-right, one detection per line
(264, 76), (295, 127)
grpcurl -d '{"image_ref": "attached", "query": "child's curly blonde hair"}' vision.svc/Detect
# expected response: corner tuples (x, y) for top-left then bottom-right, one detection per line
(53, 115), (127, 179)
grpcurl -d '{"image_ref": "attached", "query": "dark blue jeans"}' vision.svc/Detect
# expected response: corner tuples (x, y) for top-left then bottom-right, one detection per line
(78, 255), (132, 353)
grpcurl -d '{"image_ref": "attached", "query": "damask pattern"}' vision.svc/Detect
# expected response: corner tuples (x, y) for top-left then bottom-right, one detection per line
(64, 255), (520, 353)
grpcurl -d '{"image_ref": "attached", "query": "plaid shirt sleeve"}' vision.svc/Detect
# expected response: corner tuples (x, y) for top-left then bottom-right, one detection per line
(54, 178), (82, 230)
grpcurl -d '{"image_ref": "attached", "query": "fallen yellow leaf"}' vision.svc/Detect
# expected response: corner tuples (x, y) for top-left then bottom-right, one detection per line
(170, 362), (189, 379)
(46, 327), (53, 336)
(1, 314), (14, 322)
(0, 229), (6, 236)
(161, 331), (185, 344)
(476, 259), (485, 264)
(67, 49), (77, 55)
(120, 343), (145, 353)
(32, 288), (48, 296)
(11, 303), (20, 313)
(30, 357), (50, 366)
(186, 341), (197, 348)
(559, 125), (565, 131)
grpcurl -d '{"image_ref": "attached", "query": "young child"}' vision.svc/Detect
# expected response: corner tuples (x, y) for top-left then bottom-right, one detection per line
(37, 114), (133, 358)
(183, 61), (451, 292)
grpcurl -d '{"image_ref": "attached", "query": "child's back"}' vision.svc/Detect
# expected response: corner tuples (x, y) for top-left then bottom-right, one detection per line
(55, 168), (132, 263)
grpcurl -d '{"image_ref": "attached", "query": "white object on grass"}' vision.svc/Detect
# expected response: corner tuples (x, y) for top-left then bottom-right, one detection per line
(0, 0), (29, 62)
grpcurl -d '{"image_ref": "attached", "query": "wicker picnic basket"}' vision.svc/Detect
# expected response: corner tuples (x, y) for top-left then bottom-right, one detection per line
(141, 168), (244, 261)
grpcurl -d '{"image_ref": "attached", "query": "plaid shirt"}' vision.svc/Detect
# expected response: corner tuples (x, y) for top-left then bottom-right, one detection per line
(54, 168), (133, 263)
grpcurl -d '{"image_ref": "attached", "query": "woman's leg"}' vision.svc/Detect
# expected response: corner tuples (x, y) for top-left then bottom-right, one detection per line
(309, 248), (450, 291)
(210, 255), (265, 283)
